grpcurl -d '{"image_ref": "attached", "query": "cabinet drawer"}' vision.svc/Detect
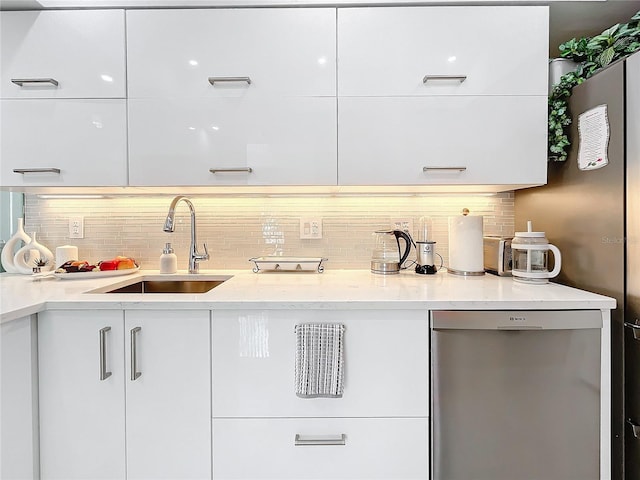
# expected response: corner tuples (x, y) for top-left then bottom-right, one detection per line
(338, 6), (548, 97)
(127, 8), (336, 98)
(128, 97), (337, 186)
(1, 99), (127, 187)
(213, 417), (429, 480)
(1, 10), (125, 99)
(338, 96), (547, 186)
(212, 310), (429, 417)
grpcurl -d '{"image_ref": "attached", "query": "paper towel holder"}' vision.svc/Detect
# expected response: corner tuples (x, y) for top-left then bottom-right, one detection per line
(448, 208), (485, 276)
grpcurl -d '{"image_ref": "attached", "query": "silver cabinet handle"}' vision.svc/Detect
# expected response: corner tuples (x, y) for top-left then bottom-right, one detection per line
(130, 327), (142, 381)
(625, 320), (640, 340)
(11, 78), (59, 87)
(422, 75), (467, 83)
(294, 434), (346, 446)
(423, 166), (467, 172)
(209, 168), (253, 173)
(99, 327), (112, 381)
(13, 168), (61, 174)
(629, 419), (640, 439)
(208, 77), (252, 85)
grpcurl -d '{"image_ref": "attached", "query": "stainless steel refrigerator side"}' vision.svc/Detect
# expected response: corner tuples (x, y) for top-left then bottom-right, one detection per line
(625, 51), (640, 480)
(515, 58), (628, 479)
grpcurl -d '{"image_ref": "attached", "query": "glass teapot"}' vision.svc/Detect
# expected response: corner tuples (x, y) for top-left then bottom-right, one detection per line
(512, 221), (562, 284)
(371, 229), (413, 275)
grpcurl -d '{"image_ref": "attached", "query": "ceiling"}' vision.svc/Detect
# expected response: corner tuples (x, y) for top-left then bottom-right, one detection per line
(1, 0), (639, 56)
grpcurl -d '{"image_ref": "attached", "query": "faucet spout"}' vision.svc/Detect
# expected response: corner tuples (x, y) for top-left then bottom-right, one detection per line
(163, 196), (210, 273)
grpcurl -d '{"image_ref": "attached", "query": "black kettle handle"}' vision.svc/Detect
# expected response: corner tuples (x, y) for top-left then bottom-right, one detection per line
(393, 230), (414, 268)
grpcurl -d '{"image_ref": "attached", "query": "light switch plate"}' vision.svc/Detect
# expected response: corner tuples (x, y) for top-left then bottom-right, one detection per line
(300, 217), (322, 239)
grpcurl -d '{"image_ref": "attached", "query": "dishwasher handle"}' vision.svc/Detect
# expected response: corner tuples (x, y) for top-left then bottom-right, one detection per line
(432, 310), (602, 330)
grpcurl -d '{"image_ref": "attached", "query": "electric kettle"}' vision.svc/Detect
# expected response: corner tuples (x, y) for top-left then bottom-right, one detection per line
(371, 230), (413, 275)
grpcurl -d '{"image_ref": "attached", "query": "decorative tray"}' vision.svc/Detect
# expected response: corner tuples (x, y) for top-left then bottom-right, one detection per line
(53, 267), (140, 280)
(249, 257), (327, 273)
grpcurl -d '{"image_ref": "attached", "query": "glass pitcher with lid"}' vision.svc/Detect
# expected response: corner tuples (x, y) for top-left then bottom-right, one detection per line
(511, 221), (562, 284)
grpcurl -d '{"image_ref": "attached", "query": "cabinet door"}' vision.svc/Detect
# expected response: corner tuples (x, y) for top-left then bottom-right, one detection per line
(338, 6), (548, 97)
(0, 99), (127, 187)
(127, 8), (335, 98)
(213, 417), (429, 480)
(38, 310), (126, 480)
(1, 10), (125, 99)
(212, 310), (429, 418)
(125, 310), (211, 480)
(128, 97), (336, 186)
(1, 315), (38, 480)
(338, 96), (548, 186)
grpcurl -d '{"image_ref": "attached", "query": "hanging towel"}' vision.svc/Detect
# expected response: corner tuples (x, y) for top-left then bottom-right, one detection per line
(294, 323), (345, 398)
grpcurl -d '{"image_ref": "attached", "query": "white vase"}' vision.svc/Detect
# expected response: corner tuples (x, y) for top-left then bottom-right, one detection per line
(1, 218), (31, 274)
(13, 232), (54, 275)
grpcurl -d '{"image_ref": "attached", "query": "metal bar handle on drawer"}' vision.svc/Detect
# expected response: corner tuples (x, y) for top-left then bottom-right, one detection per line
(294, 434), (346, 446)
(130, 327), (142, 381)
(13, 168), (61, 175)
(625, 320), (640, 340)
(423, 166), (467, 172)
(11, 78), (59, 87)
(99, 327), (112, 381)
(208, 76), (252, 85)
(209, 168), (253, 173)
(423, 75), (467, 83)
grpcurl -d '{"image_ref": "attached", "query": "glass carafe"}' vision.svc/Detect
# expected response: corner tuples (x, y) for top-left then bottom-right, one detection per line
(512, 221), (562, 284)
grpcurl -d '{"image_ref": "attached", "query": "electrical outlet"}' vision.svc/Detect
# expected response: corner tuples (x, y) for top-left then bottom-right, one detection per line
(300, 217), (323, 239)
(392, 218), (413, 236)
(69, 216), (84, 239)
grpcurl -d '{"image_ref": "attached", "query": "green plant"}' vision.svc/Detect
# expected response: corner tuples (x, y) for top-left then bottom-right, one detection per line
(548, 10), (640, 162)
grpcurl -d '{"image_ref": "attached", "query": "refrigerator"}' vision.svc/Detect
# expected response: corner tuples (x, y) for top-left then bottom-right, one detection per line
(515, 50), (640, 480)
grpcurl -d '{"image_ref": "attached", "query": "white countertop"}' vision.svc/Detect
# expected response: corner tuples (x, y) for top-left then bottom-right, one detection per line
(0, 268), (616, 323)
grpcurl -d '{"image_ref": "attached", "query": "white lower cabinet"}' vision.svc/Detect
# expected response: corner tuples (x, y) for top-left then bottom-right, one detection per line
(212, 309), (429, 479)
(38, 309), (211, 480)
(1, 315), (39, 480)
(213, 417), (429, 480)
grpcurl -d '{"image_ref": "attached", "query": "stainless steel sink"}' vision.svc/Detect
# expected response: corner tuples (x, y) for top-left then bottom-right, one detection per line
(103, 280), (225, 294)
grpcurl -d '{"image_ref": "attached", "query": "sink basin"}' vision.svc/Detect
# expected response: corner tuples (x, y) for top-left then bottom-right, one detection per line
(104, 280), (225, 294)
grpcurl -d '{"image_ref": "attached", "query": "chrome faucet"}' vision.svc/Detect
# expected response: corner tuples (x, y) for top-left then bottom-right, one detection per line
(163, 196), (209, 274)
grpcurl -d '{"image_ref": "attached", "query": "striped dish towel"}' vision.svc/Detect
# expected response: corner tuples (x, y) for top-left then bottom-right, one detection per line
(294, 323), (345, 398)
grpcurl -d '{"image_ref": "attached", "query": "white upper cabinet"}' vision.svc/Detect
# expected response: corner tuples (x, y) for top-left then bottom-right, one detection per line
(0, 10), (126, 99)
(127, 8), (336, 98)
(338, 6), (548, 97)
(127, 8), (338, 186)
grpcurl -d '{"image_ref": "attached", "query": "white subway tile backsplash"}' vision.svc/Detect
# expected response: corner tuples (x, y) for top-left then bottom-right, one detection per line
(24, 193), (514, 270)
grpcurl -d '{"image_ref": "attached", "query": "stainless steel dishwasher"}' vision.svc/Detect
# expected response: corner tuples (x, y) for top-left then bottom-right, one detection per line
(431, 310), (602, 480)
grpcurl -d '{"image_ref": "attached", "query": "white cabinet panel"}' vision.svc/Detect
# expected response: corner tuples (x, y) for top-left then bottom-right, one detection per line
(38, 310), (126, 480)
(125, 310), (211, 480)
(1, 315), (39, 480)
(338, 6), (548, 97)
(0, 99), (127, 187)
(128, 97), (337, 186)
(213, 417), (429, 480)
(212, 310), (429, 418)
(338, 96), (548, 186)
(38, 309), (211, 480)
(127, 8), (335, 98)
(1, 10), (126, 99)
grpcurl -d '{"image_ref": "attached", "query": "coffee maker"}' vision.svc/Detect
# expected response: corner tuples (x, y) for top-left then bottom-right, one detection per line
(415, 217), (441, 275)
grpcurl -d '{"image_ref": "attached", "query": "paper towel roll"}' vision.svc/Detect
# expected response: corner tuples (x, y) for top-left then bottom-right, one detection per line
(448, 215), (484, 275)
(56, 245), (79, 269)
